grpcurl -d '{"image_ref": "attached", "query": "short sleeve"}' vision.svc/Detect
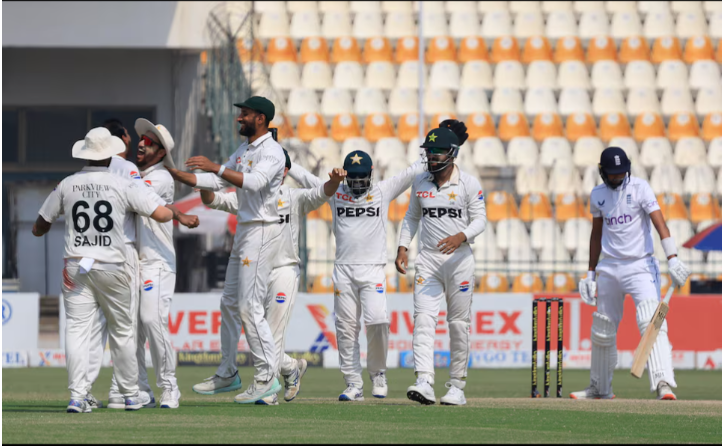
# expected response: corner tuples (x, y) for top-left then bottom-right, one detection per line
(38, 182), (64, 223)
(126, 181), (161, 217)
(589, 192), (602, 218)
(639, 181), (660, 214)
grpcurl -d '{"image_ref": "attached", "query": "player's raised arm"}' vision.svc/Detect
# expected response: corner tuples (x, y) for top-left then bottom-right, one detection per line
(287, 162), (324, 188)
(205, 190), (239, 215)
(396, 182), (422, 274)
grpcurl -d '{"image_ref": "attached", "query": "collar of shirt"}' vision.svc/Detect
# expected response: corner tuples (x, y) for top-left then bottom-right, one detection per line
(427, 165), (460, 189)
(141, 163), (166, 178)
(248, 131), (273, 148)
(81, 166), (110, 172)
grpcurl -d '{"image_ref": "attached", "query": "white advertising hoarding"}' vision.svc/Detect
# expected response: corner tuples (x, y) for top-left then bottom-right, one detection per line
(2, 292), (39, 351)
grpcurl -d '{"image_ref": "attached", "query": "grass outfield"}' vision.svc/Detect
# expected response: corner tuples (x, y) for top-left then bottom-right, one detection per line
(3, 367), (721, 444)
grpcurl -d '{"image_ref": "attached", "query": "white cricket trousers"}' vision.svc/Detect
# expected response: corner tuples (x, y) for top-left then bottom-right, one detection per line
(135, 266), (178, 393)
(596, 256), (676, 392)
(216, 262), (300, 379)
(412, 247), (475, 385)
(332, 264), (390, 388)
(62, 258), (138, 400)
(86, 243), (139, 395)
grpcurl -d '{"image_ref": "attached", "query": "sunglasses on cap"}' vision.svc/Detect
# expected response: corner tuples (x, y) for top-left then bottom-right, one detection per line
(140, 135), (162, 149)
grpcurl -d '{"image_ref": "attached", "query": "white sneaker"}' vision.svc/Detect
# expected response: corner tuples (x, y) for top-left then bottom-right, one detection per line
(67, 399), (91, 413)
(569, 385), (616, 400)
(234, 378), (282, 404)
(283, 359), (308, 402)
(84, 393), (102, 409)
(160, 388), (181, 409)
(440, 382), (467, 406)
(371, 372), (388, 399)
(193, 371), (242, 395)
(255, 393), (279, 406)
(124, 395), (144, 411)
(657, 382), (677, 400)
(407, 377), (436, 405)
(139, 390), (156, 408)
(339, 384), (364, 402)
(107, 396), (125, 410)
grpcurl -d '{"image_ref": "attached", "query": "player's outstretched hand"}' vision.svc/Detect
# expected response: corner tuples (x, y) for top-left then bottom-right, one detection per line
(395, 247), (409, 274)
(185, 156), (220, 173)
(439, 119), (469, 146)
(329, 168), (347, 184)
(668, 256), (691, 287)
(437, 233), (467, 255)
(178, 214), (200, 229)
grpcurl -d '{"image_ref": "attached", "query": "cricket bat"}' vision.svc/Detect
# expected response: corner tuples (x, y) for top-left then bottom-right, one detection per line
(630, 286), (675, 379)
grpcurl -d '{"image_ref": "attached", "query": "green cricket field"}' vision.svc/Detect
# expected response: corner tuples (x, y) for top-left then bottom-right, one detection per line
(2, 367), (721, 443)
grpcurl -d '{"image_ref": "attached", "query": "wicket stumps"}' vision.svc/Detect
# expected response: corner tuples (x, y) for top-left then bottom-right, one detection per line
(531, 298), (564, 398)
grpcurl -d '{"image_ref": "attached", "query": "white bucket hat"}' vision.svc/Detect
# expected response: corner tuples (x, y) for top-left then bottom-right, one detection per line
(72, 127), (126, 161)
(134, 118), (176, 169)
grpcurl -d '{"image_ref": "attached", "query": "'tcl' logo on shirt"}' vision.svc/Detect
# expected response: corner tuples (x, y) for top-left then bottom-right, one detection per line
(416, 191), (436, 198)
(605, 214), (633, 226)
(335, 192), (356, 203)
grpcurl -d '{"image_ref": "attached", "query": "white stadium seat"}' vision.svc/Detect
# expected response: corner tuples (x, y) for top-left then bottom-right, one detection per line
(627, 88), (661, 116)
(270, 62), (301, 91)
(558, 61), (592, 89)
(573, 136), (605, 168)
(496, 218), (531, 251)
(429, 61), (461, 90)
(708, 138), (722, 168)
(640, 137), (675, 168)
(674, 137), (707, 167)
(656, 60), (689, 90)
(510, 1), (542, 14)
(365, 62), (396, 90)
(676, 10), (708, 38)
(461, 61), (494, 89)
(321, 88), (354, 117)
(491, 88), (525, 116)
(609, 136), (640, 163)
(559, 88), (592, 116)
(423, 89), (456, 116)
(704, 1), (723, 14)
(546, 10), (579, 39)
(539, 240), (572, 272)
(457, 87), (491, 115)
(474, 138), (508, 168)
(581, 165), (603, 194)
(309, 138), (341, 165)
(549, 160), (583, 196)
(611, 11), (643, 39)
(389, 88), (418, 117)
(319, 1), (350, 13)
(531, 218), (562, 252)
(421, 10), (449, 38)
(650, 163), (685, 195)
(374, 137), (407, 168)
(287, 88), (320, 117)
(661, 88), (696, 117)
(527, 61), (558, 89)
(683, 163), (717, 195)
(254, 1), (286, 13)
(290, 11), (321, 39)
(479, 1), (509, 13)
(341, 137), (373, 159)
(322, 11), (353, 39)
(672, 1), (704, 14)
(574, 1), (606, 14)
(593, 88), (627, 117)
(591, 61), (624, 90)
(540, 137), (573, 167)
(350, 1), (381, 12)
(333, 62), (365, 90)
(607, 1), (638, 14)
(515, 11), (546, 38)
(579, 11), (611, 39)
(446, 1), (478, 13)
(508, 137), (540, 167)
(689, 60), (722, 90)
(481, 10), (513, 39)
(709, 12), (722, 39)
(413, 0), (445, 13)
(353, 11), (384, 39)
(696, 87), (723, 117)
(259, 12), (290, 39)
(516, 165), (550, 195)
(564, 218), (592, 252)
(644, 11), (676, 39)
(525, 88), (558, 116)
(494, 61), (526, 90)
(301, 62), (333, 89)
(397, 61), (427, 89)
(354, 88), (388, 115)
(384, 12), (416, 39)
(449, 12), (481, 39)
(625, 61), (657, 89)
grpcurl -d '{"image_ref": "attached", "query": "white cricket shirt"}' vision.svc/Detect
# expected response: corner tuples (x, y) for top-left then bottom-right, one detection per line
(289, 160), (424, 265)
(195, 132), (285, 224)
(137, 163), (176, 272)
(399, 165), (487, 253)
(589, 176), (660, 260)
(38, 167), (161, 264)
(209, 183), (330, 268)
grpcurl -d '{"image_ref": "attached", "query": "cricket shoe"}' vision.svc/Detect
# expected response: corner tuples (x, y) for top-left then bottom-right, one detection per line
(339, 384), (364, 402)
(160, 388), (181, 409)
(85, 393), (102, 409)
(440, 382), (467, 406)
(569, 386), (616, 400)
(67, 399), (92, 413)
(139, 390), (156, 408)
(125, 395), (145, 411)
(192, 371), (242, 395)
(107, 396), (125, 410)
(656, 382), (677, 401)
(234, 378), (282, 404)
(371, 372), (388, 399)
(283, 358), (308, 402)
(255, 393), (279, 406)
(407, 377), (436, 405)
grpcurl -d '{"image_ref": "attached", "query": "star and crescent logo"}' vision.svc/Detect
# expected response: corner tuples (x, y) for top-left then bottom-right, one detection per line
(242, 257), (251, 267)
(278, 199), (285, 208)
(447, 191), (457, 201)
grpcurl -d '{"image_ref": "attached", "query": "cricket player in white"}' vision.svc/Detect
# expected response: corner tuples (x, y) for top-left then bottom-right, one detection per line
(168, 96), (287, 403)
(396, 127), (487, 406)
(572, 147), (691, 400)
(192, 156), (346, 405)
(32, 127), (174, 413)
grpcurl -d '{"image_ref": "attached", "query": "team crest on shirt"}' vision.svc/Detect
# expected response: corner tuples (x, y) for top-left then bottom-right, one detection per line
(275, 292), (286, 303)
(627, 194), (632, 205)
(459, 281), (470, 292)
(143, 280), (153, 291)
(130, 171), (141, 180)
(375, 283), (384, 293)
(236, 157), (242, 164)
(416, 276), (425, 285)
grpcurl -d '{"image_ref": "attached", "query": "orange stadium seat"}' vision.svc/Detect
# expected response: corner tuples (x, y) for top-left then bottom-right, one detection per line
(426, 36), (457, 63)
(512, 273), (544, 292)
(657, 193), (689, 220)
(587, 36), (618, 63)
(388, 193), (410, 223)
(533, 113), (565, 141)
(397, 113), (420, 143)
(599, 113), (632, 142)
(499, 112), (531, 142)
(566, 113), (597, 141)
(690, 193), (722, 224)
(236, 38), (263, 63)
(545, 273), (577, 292)
(458, 36), (489, 62)
(300, 37), (330, 63)
(297, 112), (329, 142)
(651, 37), (683, 64)
(332, 37), (362, 63)
(267, 37), (298, 63)
(684, 36), (715, 64)
(478, 273), (510, 293)
(364, 113), (396, 142)
(364, 37), (394, 63)
(717, 39), (722, 64)
(634, 113), (666, 142)
(330, 113), (362, 142)
(519, 192), (554, 222)
(702, 113), (722, 142)
(313, 201), (334, 223)
(385, 275), (399, 293)
(466, 112), (497, 139)
(668, 113), (700, 141)
(270, 114), (295, 140)
(619, 36), (650, 63)
(311, 274), (335, 293)
(554, 36), (585, 63)
(554, 193), (587, 222)
(395, 36), (420, 63)
(491, 36), (521, 63)
(486, 191), (520, 222)
(522, 36), (553, 64)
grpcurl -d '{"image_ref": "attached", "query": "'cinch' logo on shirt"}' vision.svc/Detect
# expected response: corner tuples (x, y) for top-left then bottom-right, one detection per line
(605, 214), (633, 226)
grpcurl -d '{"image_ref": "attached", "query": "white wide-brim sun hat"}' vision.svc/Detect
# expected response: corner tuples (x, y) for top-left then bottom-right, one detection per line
(134, 118), (176, 169)
(72, 127), (126, 161)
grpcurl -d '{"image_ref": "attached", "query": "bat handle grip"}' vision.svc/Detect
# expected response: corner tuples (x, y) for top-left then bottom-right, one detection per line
(662, 285), (675, 305)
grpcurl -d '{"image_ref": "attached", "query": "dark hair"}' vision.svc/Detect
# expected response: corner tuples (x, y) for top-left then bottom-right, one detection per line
(102, 119), (127, 139)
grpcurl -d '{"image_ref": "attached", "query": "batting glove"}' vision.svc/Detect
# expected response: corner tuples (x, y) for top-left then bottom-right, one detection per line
(668, 256), (691, 288)
(578, 271), (597, 306)
(439, 119), (469, 146)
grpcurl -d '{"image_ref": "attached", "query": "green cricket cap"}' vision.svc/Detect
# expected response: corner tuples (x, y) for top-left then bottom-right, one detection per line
(234, 96), (275, 122)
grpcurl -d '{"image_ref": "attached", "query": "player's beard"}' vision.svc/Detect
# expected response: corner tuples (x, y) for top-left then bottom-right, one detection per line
(239, 119), (257, 137)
